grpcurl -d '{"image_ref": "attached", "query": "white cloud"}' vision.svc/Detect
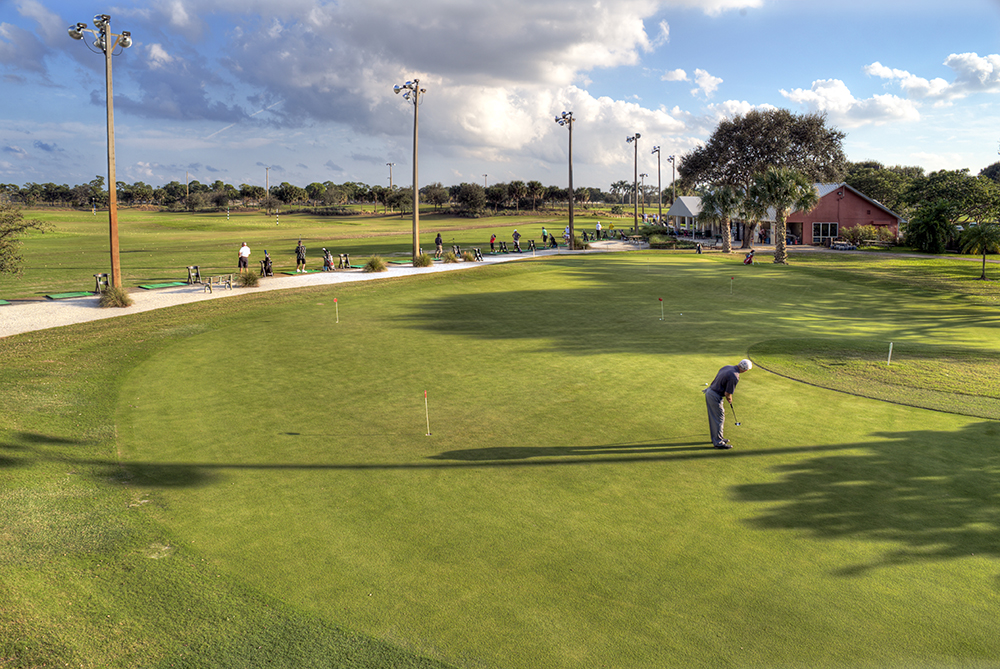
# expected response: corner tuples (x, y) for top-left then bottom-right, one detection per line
(147, 44), (175, 70)
(662, 68), (688, 82)
(691, 69), (723, 98)
(781, 78), (920, 127)
(865, 53), (1000, 103)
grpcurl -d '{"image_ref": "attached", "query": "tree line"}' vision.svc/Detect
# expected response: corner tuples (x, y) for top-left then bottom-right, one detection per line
(0, 176), (630, 215)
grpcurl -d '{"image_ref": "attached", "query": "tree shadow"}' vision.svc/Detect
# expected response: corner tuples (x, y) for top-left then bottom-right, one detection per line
(732, 420), (1000, 576)
(395, 257), (1000, 355)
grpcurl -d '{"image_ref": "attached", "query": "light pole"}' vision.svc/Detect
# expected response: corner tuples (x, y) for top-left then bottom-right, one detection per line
(483, 174), (488, 188)
(68, 14), (132, 288)
(639, 173), (648, 220)
(394, 79), (426, 260)
(555, 111), (575, 250)
(652, 146), (662, 226)
(626, 133), (641, 232)
(667, 154), (676, 233)
(387, 162), (395, 214)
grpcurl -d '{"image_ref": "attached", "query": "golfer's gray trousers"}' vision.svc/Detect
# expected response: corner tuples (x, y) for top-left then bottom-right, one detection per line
(704, 388), (726, 446)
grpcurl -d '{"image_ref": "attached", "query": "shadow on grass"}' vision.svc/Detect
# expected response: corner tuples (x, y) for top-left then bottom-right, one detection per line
(398, 256), (1000, 354)
(733, 420), (1000, 575)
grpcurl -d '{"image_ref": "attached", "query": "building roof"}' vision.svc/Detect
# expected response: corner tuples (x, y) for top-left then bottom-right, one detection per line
(666, 196), (702, 218)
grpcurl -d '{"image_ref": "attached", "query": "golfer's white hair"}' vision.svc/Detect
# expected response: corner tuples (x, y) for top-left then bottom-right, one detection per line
(738, 359), (753, 371)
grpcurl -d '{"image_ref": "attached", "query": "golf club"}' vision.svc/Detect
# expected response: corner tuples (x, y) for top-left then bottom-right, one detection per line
(728, 399), (741, 426)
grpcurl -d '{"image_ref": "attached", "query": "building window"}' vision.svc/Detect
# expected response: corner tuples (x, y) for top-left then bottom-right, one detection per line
(813, 222), (838, 243)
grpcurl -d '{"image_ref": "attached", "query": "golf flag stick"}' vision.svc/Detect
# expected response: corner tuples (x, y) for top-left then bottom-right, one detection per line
(424, 390), (431, 436)
(334, 297), (339, 323)
(659, 297), (664, 320)
(731, 276), (734, 295)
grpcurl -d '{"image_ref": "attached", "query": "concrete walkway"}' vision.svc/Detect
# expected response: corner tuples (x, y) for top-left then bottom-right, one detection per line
(1, 243), (629, 339)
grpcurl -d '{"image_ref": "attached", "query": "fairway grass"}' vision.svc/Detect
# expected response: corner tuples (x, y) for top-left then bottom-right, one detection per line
(2, 252), (1000, 667)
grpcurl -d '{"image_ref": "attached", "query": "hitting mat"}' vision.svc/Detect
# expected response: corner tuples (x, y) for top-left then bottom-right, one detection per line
(46, 292), (94, 300)
(138, 282), (187, 290)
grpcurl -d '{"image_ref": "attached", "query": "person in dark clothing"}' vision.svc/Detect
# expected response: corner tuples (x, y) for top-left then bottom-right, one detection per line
(704, 359), (752, 449)
(295, 240), (307, 272)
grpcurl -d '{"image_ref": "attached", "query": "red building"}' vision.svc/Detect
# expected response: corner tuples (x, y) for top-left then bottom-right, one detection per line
(786, 183), (904, 246)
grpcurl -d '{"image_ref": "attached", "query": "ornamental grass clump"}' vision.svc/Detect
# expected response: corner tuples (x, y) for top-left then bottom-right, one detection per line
(98, 284), (133, 308)
(363, 255), (388, 272)
(461, 251), (476, 262)
(412, 253), (433, 267)
(443, 251), (459, 263)
(236, 271), (260, 287)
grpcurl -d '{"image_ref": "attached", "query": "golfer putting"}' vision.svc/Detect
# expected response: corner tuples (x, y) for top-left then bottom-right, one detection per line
(704, 358), (752, 449)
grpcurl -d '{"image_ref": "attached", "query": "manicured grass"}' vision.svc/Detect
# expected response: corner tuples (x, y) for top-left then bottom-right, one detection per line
(750, 338), (1000, 419)
(3, 248), (1000, 666)
(1, 207), (603, 299)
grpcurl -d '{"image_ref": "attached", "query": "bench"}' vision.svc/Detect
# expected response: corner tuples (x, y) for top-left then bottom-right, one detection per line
(203, 274), (233, 293)
(94, 273), (109, 293)
(338, 253), (351, 269)
(186, 265), (202, 284)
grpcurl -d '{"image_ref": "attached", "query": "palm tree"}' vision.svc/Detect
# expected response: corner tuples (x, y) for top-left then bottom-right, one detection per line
(748, 167), (819, 264)
(960, 223), (1000, 279)
(508, 180), (527, 213)
(527, 180), (544, 211)
(697, 186), (742, 254)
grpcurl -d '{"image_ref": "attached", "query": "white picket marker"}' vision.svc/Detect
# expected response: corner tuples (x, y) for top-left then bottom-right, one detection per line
(887, 341), (893, 366)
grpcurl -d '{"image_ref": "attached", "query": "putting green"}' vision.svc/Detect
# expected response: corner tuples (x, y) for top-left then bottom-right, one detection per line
(114, 255), (1000, 667)
(750, 338), (1000, 419)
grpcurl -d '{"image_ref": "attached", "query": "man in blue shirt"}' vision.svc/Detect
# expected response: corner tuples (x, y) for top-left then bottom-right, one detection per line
(704, 359), (752, 449)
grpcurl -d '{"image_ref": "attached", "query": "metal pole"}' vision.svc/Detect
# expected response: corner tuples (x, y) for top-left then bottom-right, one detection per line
(568, 117), (574, 250)
(633, 137), (639, 232)
(412, 83), (420, 259)
(657, 152), (662, 225)
(104, 33), (121, 287)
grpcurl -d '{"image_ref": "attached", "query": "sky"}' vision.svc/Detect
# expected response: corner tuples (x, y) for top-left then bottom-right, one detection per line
(2, 0), (1000, 193)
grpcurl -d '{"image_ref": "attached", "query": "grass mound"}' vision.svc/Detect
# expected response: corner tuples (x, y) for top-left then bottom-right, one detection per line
(749, 338), (1000, 419)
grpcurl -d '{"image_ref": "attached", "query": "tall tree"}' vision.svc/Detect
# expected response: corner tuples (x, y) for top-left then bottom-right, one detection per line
(844, 161), (922, 218)
(697, 186), (742, 254)
(455, 182), (486, 214)
(748, 167), (819, 264)
(527, 180), (544, 211)
(679, 110), (846, 193)
(960, 223), (1000, 279)
(508, 180), (527, 213)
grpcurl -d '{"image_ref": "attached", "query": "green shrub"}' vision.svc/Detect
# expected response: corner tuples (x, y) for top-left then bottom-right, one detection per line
(610, 205), (624, 215)
(412, 253), (433, 267)
(236, 271), (260, 287)
(443, 251), (459, 263)
(363, 255), (388, 272)
(98, 285), (133, 308)
(461, 251), (476, 262)
(571, 236), (589, 250)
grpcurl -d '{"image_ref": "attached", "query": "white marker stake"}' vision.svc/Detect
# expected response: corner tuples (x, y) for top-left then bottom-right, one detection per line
(887, 341), (893, 366)
(334, 297), (339, 324)
(424, 390), (432, 436)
